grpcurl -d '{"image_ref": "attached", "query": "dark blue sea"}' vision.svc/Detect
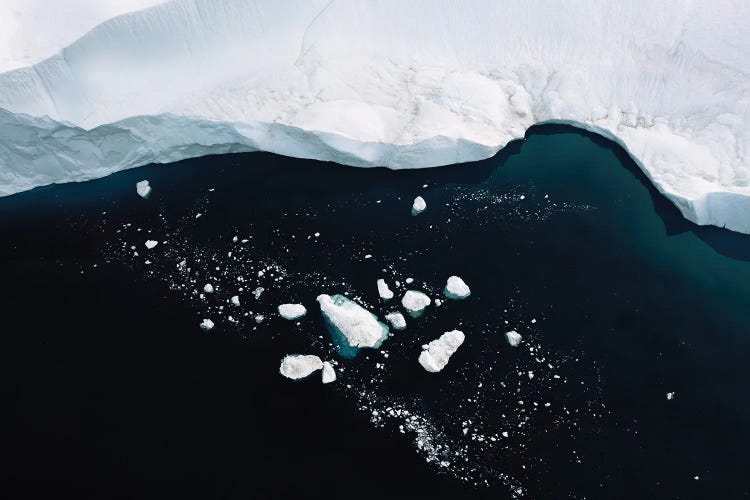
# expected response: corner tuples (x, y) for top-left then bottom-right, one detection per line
(1, 125), (749, 499)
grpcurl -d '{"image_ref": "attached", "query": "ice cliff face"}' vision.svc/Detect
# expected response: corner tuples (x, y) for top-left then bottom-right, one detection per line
(0, 0), (748, 232)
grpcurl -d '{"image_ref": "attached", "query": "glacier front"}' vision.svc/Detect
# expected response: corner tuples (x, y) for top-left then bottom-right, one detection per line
(0, 0), (749, 233)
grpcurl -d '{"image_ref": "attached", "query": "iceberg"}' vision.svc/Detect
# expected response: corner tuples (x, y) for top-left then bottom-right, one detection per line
(203, 283), (214, 293)
(279, 354), (323, 380)
(230, 295), (240, 306)
(136, 180), (151, 199)
(199, 318), (214, 331)
(321, 361), (336, 384)
(385, 312), (407, 331)
(0, 0), (749, 233)
(443, 276), (471, 299)
(145, 240), (158, 249)
(418, 330), (465, 373)
(412, 196), (427, 216)
(401, 290), (431, 317)
(377, 279), (394, 300)
(317, 294), (389, 357)
(505, 330), (522, 347)
(278, 303), (307, 320)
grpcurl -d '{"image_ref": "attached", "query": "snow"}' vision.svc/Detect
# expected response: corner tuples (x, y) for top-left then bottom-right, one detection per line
(0, 0), (749, 233)
(444, 275), (471, 299)
(412, 196), (427, 215)
(145, 240), (158, 249)
(278, 303), (307, 320)
(385, 312), (407, 330)
(199, 318), (214, 331)
(505, 330), (522, 347)
(279, 354), (323, 380)
(401, 290), (431, 316)
(418, 330), (465, 373)
(136, 180), (151, 199)
(317, 294), (389, 349)
(377, 279), (394, 300)
(321, 361), (336, 384)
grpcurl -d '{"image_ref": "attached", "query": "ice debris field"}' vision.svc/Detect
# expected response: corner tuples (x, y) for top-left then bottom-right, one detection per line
(0, 0), (749, 233)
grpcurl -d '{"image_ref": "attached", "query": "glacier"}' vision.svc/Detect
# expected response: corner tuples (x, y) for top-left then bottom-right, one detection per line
(0, 0), (749, 232)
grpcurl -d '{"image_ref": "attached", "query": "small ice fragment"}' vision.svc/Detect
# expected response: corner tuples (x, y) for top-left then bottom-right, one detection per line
(136, 180), (151, 199)
(418, 330), (465, 373)
(254, 314), (265, 323)
(314, 232), (320, 237)
(279, 354), (323, 380)
(401, 290), (431, 316)
(203, 283), (214, 293)
(278, 303), (307, 320)
(321, 361), (337, 384)
(422, 184), (428, 188)
(444, 275), (471, 299)
(505, 330), (522, 347)
(231, 295), (240, 306)
(377, 279), (394, 300)
(531, 318), (537, 324)
(385, 312), (406, 330)
(405, 277), (414, 284)
(412, 196), (426, 215)
(519, 195), (526, 200)
(434, 299), (442, 306)
(253, 287), (264, 299)
(145, 240), (158, 249)
(199, 319), (214, 331)
(364, 254), (372, 259)
(666, 392), (675, 400)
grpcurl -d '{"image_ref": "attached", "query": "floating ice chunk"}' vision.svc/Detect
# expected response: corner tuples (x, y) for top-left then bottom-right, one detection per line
(254, 314), (264, 324)
(321, 361), (337, 384)
(203, 283), (214, 293)
(279, 354), (323, 380)
(401, 290), (431, 317)
(405, 278), (414, 284)
(136, 180), (151, 199)
(385, 312), (407, 330)
(230, 295), (240, 306)
(505, 330), (522, 347)
(317, 294), (389, 350)
(666, 392), (676, 400)
(444, 275), (471, 299)
(412, 196), (427, 215)
(278, 303), (307, 320)
(252, 287), (264, 299)
(145, 240), (158, 249)
(418, 330), (465, 373)
(377, 279), (394, 300)
(199, 319), (214, 331)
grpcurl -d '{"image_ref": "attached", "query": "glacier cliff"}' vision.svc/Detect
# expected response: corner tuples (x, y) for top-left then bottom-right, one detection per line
(0, 0), (748, 232)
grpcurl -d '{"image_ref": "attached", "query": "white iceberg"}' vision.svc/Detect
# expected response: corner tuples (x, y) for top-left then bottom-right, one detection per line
(321, 361), (337, 384)
(279, 354), (323, 380)
(199, 318), (214, 331)
(505, 330), (522, 347)
(385, 312), (407, 330)
(278, 303), (307, 320)
(377, 279), (394, 300)
(401, 290), (431, 317)
(145, 240), (158, 249)
(136, 180), (151, 199)
(317, 294), (389, 352)
(0, 0), (749, 233)
(412, 196), (427, 215)
(418, 330), (465, 373)
(443, 276), (471, 299)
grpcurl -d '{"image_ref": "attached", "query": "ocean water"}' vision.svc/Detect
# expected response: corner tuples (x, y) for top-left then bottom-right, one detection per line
(1, 125), (749, 499)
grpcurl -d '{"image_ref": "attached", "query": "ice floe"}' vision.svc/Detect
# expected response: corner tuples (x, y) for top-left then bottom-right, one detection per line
(385, 312), (407, 330)
(412, 196), (427, 215)
(402, 290), (431, 317)
(321, 361), (337, 384)
(278, 303), (307, 320)
(136, 180), (151, 199)
(377, 279), (394, 300)
(505, 330), (522, 347)
(418, 330), (465, 373)
(444, 275), (471, 299)
(317, 294), (389, 350)
(279, 354), (323, 380)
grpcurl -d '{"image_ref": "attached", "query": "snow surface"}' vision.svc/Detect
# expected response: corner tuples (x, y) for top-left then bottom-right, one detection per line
(402, 290), (431, 316)
(0, 0), (749, 233)
(317, 294), (389, 349)
(278, 303), (307, 320)
(418, 330), (465, 373)
(385, 312), (407, 331)
(444, 276), (471, 299)
(279, 354), (323, 380)
(321, 361), (336, 384)
(377, 279), (394, 300)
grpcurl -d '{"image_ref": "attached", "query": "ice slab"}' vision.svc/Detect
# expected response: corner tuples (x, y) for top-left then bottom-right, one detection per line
(278, 303), (307, 320)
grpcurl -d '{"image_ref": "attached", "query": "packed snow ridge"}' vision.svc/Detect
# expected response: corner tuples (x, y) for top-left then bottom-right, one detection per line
(0, 0), (749, 233)
(317, 294), (389, 349)
(418, 330), (465, 373)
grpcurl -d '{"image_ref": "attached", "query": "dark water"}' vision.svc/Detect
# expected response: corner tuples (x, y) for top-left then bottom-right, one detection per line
(1, 125), (749, 499)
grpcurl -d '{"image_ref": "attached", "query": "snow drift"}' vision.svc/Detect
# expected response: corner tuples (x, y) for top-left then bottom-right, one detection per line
(0, 0), (748, 232)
